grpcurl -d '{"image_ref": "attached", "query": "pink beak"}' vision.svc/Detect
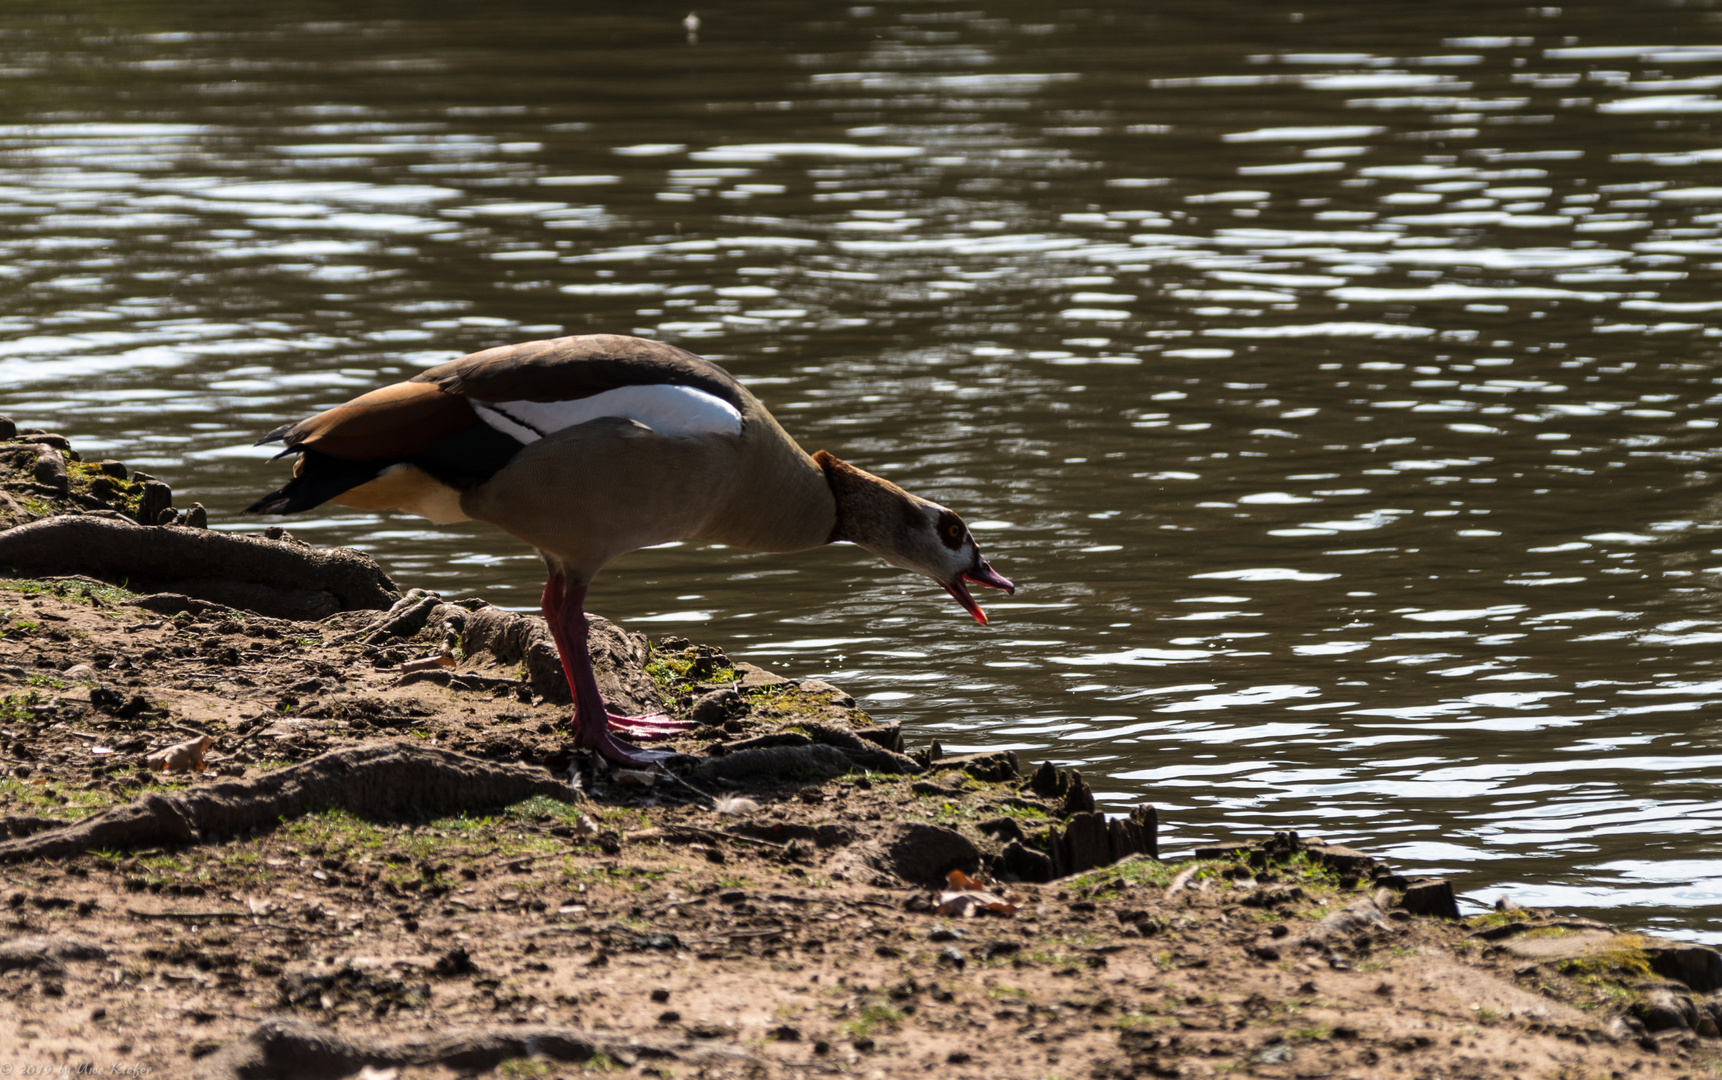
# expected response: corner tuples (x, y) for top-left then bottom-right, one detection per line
(942, 555), (1015, 625)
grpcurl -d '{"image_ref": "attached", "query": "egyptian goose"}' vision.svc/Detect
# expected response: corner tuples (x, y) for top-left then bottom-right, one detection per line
(249, 334), (1014, 765)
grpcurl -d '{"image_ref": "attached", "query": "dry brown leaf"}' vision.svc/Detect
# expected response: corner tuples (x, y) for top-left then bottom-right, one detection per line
(937, 868), (1021, 917)
(613, 768), (657, 787)
(146, 734), (212, 773)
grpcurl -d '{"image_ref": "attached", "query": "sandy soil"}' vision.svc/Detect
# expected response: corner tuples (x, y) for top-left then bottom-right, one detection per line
(2, 431), (1722, 1079)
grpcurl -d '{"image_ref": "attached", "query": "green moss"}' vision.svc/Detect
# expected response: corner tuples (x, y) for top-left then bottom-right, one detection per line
(843, 1004), (904, 1038)
(644, 644), (737, 689)
(0, 691), (45, 720)
(0, 774), (125, 819)
(1063, 857), (1184, 893)
(1555, 934), (1654, 981)
(0, 576), (138, 608)
(1465, 909), (1524, 931)
(592, 806), (648, 830)
(504, 795), (585, 825)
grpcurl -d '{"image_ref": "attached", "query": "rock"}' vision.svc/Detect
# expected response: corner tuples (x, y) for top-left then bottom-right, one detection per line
(794, 679), (855, 707)
(1304, 842), (1381, 875)
(32, 448), (70, 496)
(1001, 839), (1054, 883)
(978, 817), (1026, 845)
(1046, 805), (1156, 877)
(1025, 761), (1095, 816)
(1054, 812), (1110, 877)
(734, 662), (788, 688)
(928, 750), (1018, 781)
(691, 688), (748, 726)
(1636, 989), (1697, 1032)
(1645, 942), (1722, 993)
(1030, 760), (1062, 798)
(185, 503), (209, 529)
(1399, 879), (1460, 920)
(0, 417), (15, 441)
(137, 481), (173, 527)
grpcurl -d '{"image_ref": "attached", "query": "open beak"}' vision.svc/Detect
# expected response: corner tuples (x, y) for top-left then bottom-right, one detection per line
(942, 555), (1015, 625)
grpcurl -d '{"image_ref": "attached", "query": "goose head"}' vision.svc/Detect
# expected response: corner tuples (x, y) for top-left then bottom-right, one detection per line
(917, 504), (1017, 625)
(814, 451), (1016, 624)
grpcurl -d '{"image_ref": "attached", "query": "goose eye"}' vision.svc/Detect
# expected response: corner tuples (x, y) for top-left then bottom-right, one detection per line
(947, 524), (961, 539)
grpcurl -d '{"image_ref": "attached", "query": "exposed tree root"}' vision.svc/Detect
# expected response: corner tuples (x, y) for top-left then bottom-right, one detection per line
(0, 744), (573, 862)
(792, 720), (920, 773)
(0, 934), (108, 976)
(451, 602), (661, 711)
(194, 1017), (757, 1080)
(688, 742), (855, 783)
(0, 514), (398, 618)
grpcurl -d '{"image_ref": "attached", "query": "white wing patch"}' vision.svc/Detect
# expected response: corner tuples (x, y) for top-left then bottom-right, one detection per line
(471, 384), (743, 444)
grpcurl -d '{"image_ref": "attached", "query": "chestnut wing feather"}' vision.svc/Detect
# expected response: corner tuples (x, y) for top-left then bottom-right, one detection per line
(267, 381), (479, 459)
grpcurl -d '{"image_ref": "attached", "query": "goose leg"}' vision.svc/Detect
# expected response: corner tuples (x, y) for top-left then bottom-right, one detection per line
(541, 574), (684, 767)
(537, 576), (693, 738)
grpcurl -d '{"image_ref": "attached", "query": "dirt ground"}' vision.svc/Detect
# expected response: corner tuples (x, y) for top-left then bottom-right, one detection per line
(4, 432), (1722, 1079)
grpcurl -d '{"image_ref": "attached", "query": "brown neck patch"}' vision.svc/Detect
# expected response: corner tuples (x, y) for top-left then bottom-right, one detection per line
(813, 449), (931, 553)
(813, 449), (852, 544)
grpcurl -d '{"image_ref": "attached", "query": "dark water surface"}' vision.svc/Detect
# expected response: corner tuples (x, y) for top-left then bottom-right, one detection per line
(9, 1), (1722, 937)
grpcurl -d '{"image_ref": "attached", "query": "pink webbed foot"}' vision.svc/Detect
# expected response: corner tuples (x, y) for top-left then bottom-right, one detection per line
(606, 711), (695, 739)
(568, 719), (691, 768)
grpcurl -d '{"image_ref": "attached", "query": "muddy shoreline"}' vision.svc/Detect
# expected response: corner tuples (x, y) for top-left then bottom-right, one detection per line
(2, 428), (1721, 1079)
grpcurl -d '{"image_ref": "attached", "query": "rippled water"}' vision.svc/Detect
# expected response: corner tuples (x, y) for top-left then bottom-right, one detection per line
(8, 1), (1722, 937)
